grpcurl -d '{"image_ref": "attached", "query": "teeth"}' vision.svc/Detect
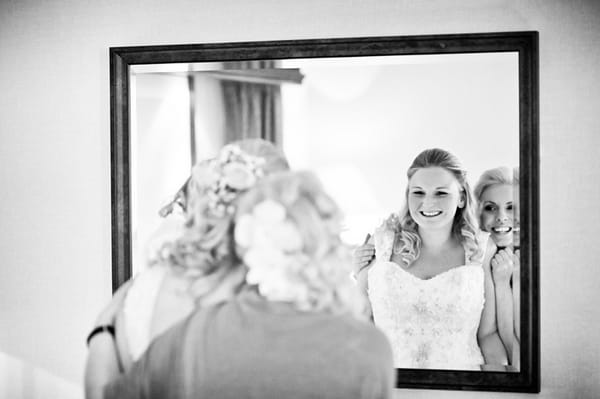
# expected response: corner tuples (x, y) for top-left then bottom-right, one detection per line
(421, 211), (442, 217)
(492, 226), (512, 233)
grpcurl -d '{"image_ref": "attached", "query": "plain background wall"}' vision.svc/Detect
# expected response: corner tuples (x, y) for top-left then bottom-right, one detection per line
(0, 0), (598, 397)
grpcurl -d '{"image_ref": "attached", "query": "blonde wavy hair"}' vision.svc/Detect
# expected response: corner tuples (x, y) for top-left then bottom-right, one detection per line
(390, 148), (481, 265)
(152, 139), (289, 298)
(235, 171), (368, 317)
(473, 166), (519, 228)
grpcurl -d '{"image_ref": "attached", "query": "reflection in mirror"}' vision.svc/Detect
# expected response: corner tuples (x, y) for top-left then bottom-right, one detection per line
(130, 52), (520, 372)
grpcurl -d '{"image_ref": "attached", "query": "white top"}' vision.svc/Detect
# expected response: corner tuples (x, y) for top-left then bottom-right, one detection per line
(121, 266), (168, 361)
(117, 266), (196, 371)
(367, 228), (486, 370)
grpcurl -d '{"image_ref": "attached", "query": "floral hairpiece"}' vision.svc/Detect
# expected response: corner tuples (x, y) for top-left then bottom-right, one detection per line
(234, 199), (318, 307)
(232, 172), (368, 316)
(191, 144), (266, 218)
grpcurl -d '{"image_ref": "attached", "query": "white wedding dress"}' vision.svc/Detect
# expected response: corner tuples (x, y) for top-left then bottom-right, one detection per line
(367, 230), (486, 370)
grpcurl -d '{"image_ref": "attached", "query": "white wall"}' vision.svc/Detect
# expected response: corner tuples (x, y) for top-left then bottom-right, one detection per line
(0, 1), (598, 398)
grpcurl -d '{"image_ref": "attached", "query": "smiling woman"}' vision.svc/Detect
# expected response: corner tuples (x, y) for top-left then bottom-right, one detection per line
(475, 167), (517, 248)
(474, 166), (521, 370)
(355, 148), (504, 372)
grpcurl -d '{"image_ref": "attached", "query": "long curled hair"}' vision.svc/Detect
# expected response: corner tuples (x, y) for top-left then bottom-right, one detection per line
(152, 139), (289, 298)
(391, 148), (480, 265)
(473, 166), (518, 228)
(234, 171), (368, 317)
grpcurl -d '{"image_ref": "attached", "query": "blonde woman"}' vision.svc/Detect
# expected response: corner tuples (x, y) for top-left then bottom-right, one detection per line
(85, 139), (289, 399)
(104, 171), (395, 398)
(353, 148), (507, 370)
(474, 166), (520, 369)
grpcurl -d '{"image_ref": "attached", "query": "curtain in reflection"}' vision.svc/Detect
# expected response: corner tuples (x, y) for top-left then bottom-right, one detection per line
(221, 60), (283, 146)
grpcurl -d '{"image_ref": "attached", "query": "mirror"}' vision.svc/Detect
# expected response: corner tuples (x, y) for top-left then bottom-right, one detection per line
(110, 32), (539, 392)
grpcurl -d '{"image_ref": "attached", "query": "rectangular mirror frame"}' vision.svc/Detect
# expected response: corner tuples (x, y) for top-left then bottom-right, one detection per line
(110, 31), (539, 392)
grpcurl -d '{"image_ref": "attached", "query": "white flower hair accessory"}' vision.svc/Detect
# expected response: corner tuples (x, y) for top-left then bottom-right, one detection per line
(232, 171), (369, 316)
(191, 143), (266, 218)
(234, 199), (312, 306)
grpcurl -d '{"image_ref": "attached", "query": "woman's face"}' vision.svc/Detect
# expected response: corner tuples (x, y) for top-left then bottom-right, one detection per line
(407, 167), (464, 231)
(479, 183), (514, 247)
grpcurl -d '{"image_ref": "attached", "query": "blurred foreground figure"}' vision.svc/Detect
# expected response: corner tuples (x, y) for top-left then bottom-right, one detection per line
(104, 171), (394, 398)
(85, 139), (289, 398)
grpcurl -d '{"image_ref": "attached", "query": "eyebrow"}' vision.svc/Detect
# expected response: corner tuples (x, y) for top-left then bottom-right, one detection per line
(410, 186), (450, 189)
(483, 200), (513, 205)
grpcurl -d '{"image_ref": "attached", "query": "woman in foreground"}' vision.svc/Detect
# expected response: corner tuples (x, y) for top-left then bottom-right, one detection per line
(102, 171), (394, 398)
(85, 139), (289, 398)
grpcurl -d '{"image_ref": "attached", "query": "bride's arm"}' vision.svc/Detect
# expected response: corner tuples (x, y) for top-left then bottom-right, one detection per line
(477, 241), (509, 368)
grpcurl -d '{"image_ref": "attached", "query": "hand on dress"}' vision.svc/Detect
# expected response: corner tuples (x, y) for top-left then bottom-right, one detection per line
(352, 243), (376, 277)
(94, 280), (133, 327)
(491, 248), (513, 286)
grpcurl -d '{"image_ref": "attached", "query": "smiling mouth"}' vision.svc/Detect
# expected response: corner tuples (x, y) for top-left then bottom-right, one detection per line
(492, 226), (512, 234)
(420, 210), (442, 217)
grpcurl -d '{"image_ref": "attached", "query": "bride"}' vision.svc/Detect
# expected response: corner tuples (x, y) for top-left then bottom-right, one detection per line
(353, 148), (507, 370)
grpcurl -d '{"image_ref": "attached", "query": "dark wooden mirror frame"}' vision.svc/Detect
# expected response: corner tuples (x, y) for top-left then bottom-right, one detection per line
(110, 31), (539, 393)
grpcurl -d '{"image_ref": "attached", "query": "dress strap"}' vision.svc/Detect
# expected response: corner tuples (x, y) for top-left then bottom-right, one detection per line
(466, 231), (490, 265)
(373, 216), (396, 262)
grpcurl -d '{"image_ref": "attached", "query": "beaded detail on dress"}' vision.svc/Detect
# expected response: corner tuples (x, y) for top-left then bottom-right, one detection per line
(367, 227), (485, 370)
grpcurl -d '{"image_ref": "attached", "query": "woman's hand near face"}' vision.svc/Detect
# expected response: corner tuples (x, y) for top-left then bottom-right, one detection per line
(490, 247), (513, 352)
(491, 248), (513, 286)
(478, 239), (509, 366)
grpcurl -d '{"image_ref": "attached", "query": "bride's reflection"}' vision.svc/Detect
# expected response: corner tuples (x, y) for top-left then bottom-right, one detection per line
(353, 148), (508, 370)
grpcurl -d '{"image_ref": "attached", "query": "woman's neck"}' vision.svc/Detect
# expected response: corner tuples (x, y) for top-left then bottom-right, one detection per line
(419, 225), (456, 251)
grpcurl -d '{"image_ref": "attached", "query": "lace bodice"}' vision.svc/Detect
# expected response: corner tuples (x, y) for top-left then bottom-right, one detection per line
(367, 227), (485, 370)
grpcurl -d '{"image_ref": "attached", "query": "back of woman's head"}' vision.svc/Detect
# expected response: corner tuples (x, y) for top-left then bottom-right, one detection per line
(153, 139), (289, 297)
(395, 148), (480, 264)
(234, 171), (367, 317)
